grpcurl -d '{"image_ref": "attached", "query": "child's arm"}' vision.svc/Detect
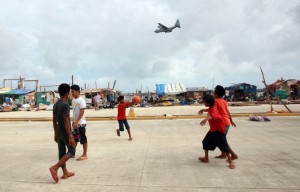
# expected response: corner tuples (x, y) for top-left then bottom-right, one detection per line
(200, 114), (212, 126)
(226, 108), (236, 127)
(125, 102), (134, 108)
(198, 108), (208, 115)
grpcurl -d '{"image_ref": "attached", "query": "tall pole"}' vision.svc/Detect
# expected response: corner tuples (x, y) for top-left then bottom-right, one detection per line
(259, 66), (273, 112)
(71, 75), (74, 85)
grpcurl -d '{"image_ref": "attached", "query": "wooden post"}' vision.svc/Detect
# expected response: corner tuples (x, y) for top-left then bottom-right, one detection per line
(259, 66), (273, 112)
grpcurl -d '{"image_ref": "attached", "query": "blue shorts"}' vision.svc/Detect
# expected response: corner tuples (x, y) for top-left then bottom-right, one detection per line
(118, 119), (130, 131)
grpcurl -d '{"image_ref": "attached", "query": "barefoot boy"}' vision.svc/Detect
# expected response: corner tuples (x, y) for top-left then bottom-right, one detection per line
(116, 95), (133, 141)
(199, 85), (238, 160)
(198, 94), (235, 169)
(49, 83), (75, 183)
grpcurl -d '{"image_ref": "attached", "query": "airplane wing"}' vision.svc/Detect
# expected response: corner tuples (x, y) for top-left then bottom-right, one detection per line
(158, 23), (168, 30)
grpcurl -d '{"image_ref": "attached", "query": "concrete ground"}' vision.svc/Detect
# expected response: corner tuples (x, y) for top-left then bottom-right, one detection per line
(0, 111), (300, 191)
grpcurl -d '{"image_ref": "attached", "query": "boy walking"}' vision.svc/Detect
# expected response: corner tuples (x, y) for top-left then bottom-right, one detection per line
(198, 94), (235, 169)
(199, 85), (238, 160)
(71, 85), (88, 161)
(49, 83), (75, 183)
(116, 95), (133, 141)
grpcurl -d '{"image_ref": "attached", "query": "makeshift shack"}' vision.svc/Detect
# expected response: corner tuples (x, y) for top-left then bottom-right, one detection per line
(155, 83), (186, 102)
(226, 83), (257, 101)
(0, 88), (35, 104)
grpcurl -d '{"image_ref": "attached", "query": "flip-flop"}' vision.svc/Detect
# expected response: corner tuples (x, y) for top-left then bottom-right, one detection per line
(49, 167), (59, 183)
(77, 156), (88, 161)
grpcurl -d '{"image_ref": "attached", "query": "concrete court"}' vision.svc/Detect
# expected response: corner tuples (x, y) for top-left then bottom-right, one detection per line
(0, 116), (300, 192)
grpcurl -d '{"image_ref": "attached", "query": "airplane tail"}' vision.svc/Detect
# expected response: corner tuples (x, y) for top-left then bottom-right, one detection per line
(175, 19), (180, 28)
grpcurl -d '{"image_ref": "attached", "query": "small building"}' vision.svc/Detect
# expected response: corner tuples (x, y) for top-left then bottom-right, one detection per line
(268, 79), (300, 99)
(226, 83), (257, 101)
(155, 83), (186, 101)
(36, 91), (58, 105)
(0, 88), (35, 104)
(185, 87), (211, 100)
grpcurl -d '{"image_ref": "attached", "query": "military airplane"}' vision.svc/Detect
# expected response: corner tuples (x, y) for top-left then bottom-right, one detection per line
(154, 19), (181, 33)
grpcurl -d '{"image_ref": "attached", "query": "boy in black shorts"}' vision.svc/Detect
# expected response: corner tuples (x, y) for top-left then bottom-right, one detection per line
(198, 94), (235, 169)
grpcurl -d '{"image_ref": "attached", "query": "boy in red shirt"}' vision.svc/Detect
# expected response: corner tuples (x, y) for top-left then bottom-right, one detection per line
(116, 95), (133, 141)
(198, 94), (235, 169)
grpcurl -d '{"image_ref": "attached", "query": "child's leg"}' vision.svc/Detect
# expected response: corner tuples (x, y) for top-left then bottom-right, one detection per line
(225, 152), (235, 169)
(61, 163), (75, 179)
(228, 143), (238, 160)
(124, 119), (132, 140)
(127, 129), (132, 140)
(198, 150), (209, 163)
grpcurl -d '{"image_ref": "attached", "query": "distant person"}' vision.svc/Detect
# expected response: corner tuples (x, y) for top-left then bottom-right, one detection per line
(9, 95), (14, 105)
(49, 83), (75, 183)
(71, 85), (88, 161)
(116, 95), (133, 141)
(198, 94), (235, 169)
(5, 96), (10, 105)
(93, 93), (100, 110)
(109, 94), (114, 109)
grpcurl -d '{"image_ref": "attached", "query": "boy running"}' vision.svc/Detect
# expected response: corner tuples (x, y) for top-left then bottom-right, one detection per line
(199, 85), (238, 160)
(198, 94), (235, 169)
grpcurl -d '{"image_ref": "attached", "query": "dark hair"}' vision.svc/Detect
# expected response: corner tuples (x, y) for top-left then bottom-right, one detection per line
(117, 95), (124, 102)
(58, 83), (70, 97)
(71, 84), (80, 92)
(203, 94), (215, 107)
(214, 85), (225, 97)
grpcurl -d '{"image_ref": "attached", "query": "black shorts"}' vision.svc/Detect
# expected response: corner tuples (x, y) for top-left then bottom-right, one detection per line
(73, 124), (87, 144)
(202, 131), (230, 152)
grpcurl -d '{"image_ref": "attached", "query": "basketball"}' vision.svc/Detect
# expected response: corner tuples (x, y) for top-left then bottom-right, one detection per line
(132, 95), (141, 104)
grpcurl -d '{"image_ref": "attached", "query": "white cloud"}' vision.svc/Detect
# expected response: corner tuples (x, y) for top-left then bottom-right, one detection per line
(0, 0), (299, 91)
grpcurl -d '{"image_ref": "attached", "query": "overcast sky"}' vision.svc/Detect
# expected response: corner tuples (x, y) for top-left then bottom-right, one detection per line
(0, 0), (299, 92)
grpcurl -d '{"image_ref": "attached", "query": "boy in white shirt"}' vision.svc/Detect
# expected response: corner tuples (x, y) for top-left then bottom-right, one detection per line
(71, 85), (88, 161)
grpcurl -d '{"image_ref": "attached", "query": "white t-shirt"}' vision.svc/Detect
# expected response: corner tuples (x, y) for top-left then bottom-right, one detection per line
(72, 97), (86, 125)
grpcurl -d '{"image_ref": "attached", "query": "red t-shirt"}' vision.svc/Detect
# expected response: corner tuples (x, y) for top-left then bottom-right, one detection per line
(215, 98), (230, 126)
(117, 102), (129, 120)
(207, 106), (226, 134)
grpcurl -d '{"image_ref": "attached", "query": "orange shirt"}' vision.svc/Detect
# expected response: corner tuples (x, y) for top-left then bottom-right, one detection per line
(215, 98), (231, 126)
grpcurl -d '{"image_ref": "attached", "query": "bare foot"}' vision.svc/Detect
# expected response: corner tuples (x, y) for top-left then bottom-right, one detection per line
(198, 157), (209, 163)
(77, 156), (88, 161)
(116, 129), (120, 136)
(229, 163), (236, 169)
(226, 156), (238, 162)
(215, 154), (227, 159)
(231, 155), (238, 161)
(61, 172), (75, 179)
(49, 167), (59, 183)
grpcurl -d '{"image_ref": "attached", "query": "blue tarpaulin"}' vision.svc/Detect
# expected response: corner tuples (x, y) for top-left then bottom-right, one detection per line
(0, 89), (35, 95)
(155, 84), (165, 96)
